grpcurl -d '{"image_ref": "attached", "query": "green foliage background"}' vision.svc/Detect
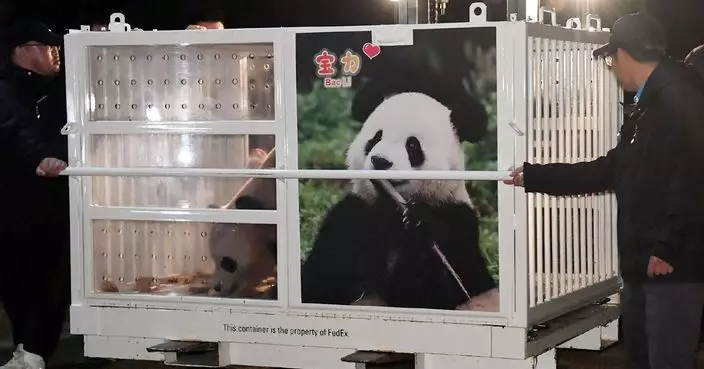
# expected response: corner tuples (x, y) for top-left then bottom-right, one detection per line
(297, 42), (500, 281)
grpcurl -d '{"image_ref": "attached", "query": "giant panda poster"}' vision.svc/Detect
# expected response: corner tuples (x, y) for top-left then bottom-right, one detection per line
(296, 28), (499, 312)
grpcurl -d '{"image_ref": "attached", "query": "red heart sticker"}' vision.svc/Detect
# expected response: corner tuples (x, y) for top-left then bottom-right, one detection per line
(362, 42), (381, 59)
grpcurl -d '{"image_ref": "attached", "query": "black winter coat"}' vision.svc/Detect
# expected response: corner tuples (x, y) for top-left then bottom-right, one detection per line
(0, 63), (69, 226)
(523, 59), (704, 284)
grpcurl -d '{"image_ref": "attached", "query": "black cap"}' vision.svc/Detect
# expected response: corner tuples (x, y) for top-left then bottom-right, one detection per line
(685, 44), (704, 65)
(685, 44), (704, 79)
(593, 13), (666, 60)
(5, 20), (63, 51)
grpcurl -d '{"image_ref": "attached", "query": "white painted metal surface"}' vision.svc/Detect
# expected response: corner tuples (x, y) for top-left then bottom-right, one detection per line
(61, 8), (621, 368)
(62, 167), (512, 180)
(523, 23), (622, 325)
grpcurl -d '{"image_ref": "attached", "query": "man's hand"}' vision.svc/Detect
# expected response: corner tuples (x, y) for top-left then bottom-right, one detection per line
(36, 157), (67, 177)
(503, 166), (525, 187)
(647, 256), (674, 278)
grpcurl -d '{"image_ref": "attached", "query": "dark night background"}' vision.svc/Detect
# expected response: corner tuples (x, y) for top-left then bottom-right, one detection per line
(0, 0), (703, 365)
(0, 0), (703, 60)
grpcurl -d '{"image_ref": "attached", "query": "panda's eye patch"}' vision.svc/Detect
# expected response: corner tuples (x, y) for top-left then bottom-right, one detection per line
(364, 130), (383, 156)
(406, 136), (425, 168)
(220, 257), (238, 273)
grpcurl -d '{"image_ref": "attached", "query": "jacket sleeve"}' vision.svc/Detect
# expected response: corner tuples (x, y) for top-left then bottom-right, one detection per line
(651, 86), (704, 262)
(0, 87), (52, 171)
(522, 148), (617, 196)
(651, 156), (687, 263)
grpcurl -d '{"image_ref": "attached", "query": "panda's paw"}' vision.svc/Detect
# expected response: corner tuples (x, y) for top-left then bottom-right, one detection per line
(207, 286), (223, 297)
(402, 201), (434, 229)
(456, 288), (500, 312)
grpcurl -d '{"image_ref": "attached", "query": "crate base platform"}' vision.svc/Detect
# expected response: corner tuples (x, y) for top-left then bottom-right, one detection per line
(84, 336), (558, 369)
(78, 302), (619, 369)
(146, 341), (219, 367)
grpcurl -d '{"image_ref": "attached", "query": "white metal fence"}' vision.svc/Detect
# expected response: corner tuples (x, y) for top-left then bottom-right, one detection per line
(525, 34), (621, 322)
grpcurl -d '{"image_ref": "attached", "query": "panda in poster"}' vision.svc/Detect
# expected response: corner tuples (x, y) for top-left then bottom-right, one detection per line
(300, 67), (500, 312)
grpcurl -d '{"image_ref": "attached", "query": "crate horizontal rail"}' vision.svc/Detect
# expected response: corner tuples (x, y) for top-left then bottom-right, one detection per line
(60, 167), (513, 181)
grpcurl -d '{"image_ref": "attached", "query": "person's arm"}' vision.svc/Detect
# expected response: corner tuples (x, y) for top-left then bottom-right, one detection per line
(0, 85), (65, 176)
(522, 149), (617, 197)
(650, 157), (687, 264)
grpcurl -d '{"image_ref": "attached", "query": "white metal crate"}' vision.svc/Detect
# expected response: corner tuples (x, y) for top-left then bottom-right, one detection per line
(61, 9), (621, 368)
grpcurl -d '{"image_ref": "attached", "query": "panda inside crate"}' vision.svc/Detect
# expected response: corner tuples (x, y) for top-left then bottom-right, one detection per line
(208, 148), (278, 300)
(97, 147), (279, 298)
(300, 67), (500, 312)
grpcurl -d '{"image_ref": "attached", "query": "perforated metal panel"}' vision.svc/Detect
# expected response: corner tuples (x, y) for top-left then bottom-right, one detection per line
(88, 134), (275, 209)
(87, 44), (275, 122)
(93, 219), (215, 294)
(83, 43), (279, 299)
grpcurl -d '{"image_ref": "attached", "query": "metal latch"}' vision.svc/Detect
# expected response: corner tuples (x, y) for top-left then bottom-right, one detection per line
(60, 122), (76, 135)
(108, 13), (132, 32)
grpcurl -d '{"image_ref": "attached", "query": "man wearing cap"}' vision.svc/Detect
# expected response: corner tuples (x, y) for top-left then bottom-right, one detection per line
(0, 20), (70, 369)
(504, 13), (704, 369)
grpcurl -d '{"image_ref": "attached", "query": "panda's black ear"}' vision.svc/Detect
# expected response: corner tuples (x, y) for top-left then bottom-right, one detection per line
(405, 68), (489, 144)
(450, 93), (489, 143)
(351, 79), (387, 123)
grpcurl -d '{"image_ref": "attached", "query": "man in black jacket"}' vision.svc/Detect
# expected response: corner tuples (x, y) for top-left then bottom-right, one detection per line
(505, 13), (704, 369)
(0, 20), (69, 369)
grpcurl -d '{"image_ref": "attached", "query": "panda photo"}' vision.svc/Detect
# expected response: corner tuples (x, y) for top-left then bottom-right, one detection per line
(300, 67), (500, 312)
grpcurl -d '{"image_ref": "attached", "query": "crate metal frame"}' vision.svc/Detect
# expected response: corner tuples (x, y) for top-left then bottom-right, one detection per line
(61, 8), (621, 368)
